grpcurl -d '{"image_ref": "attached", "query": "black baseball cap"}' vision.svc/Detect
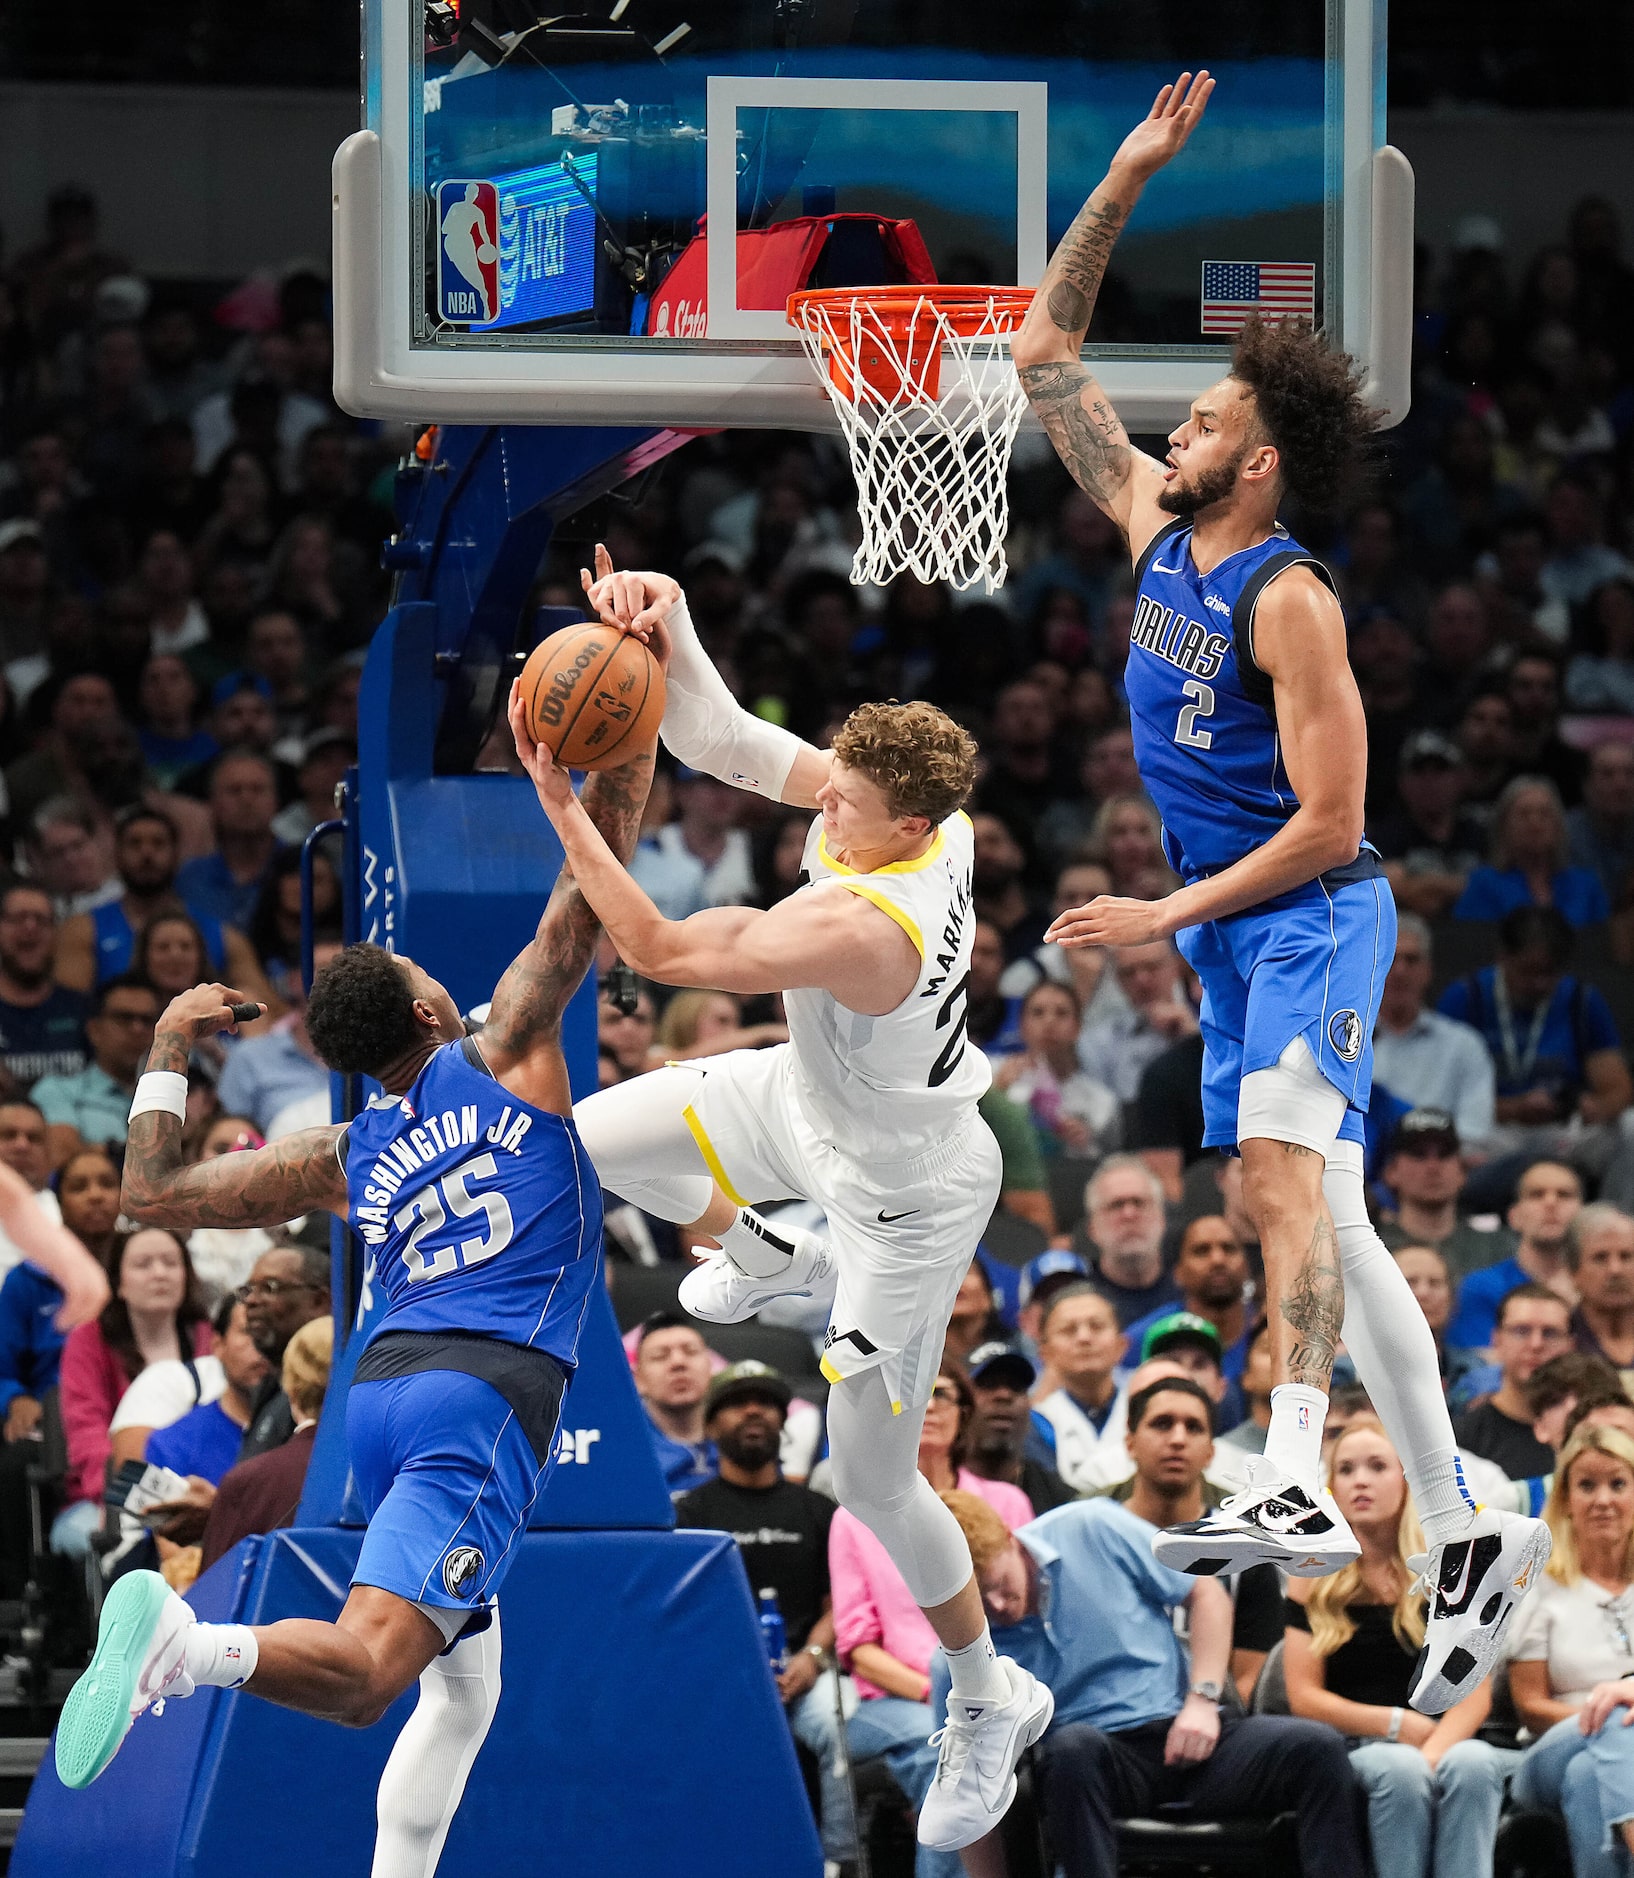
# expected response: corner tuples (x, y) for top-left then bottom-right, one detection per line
(965, 1341), (1037, 1391)
(1389, 1107), (1460, 1157)
(1399, 729), (1464, 772)
(704, 1360), (792, 1420)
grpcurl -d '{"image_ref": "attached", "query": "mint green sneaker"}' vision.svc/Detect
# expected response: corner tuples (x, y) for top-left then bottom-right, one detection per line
(55, 1571), (197, 1789)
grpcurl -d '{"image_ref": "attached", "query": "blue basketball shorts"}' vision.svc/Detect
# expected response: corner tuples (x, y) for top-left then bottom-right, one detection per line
(347, 1362), (564, 1618)
(1175, 873), (1397, 1153)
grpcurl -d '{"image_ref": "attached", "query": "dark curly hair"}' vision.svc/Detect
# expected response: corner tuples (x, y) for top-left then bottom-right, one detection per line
(1230, 317), (1379, 517)
(306, 943), (423, 1076)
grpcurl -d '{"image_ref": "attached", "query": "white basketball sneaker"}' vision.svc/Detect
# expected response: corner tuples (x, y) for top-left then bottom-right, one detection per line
(1408, 1508), (1553, 1714)
(55, 1570), (199, 1789)
(1151, 1456), (1361, 1578)
(679, 1223), (834, 1325)
(917, 1660), (1054, 1852)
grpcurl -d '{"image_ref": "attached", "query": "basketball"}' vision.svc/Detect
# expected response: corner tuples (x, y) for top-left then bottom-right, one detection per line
(518, 623), (665, 770)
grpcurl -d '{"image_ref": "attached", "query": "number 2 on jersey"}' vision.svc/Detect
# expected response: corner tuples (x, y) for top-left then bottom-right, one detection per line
(395, 1152), (515, 1283)
(1174, 679), (1215, 750)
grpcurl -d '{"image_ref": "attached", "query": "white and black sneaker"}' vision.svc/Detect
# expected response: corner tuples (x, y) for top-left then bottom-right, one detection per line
(1408, 1508), (1552, 1714)
(1151, 1456), (1361, 1578)
(678, 1224), (834, 1326)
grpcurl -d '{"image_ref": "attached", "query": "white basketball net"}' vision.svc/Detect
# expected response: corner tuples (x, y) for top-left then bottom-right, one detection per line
(790, 292), (1031, 595)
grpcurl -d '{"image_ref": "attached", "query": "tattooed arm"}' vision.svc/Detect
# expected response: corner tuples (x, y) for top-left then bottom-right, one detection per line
(123, 985), (350, 1230)
(476, 688), (657, 1115)
(1012, 72), (1213, 549)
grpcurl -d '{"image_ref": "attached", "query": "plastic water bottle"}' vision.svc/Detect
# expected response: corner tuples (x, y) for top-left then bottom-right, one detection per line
(758, 1588), (787, 1673)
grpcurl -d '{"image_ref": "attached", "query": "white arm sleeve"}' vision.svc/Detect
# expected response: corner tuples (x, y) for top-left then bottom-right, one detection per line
(658, 594), (806, 801)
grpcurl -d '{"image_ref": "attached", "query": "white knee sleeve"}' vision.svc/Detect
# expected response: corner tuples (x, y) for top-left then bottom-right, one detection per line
(372, 1608), (503, 1878)
(1239, 1036), (1349, 1155)
(573, 1067), (715, 1224)
(826, 1370), (973, 1609)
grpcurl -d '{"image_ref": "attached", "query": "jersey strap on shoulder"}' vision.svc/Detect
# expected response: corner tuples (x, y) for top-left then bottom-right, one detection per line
(1230, 552), (1340, 710)
(1132, 520), (1190, 590)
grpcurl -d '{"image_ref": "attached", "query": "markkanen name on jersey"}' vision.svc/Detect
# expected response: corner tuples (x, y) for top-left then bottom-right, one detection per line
(1129, 594), (1229, 680)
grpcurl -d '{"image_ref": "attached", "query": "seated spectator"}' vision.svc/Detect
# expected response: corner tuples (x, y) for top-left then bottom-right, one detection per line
(197, 1313), (331, 1572)
(1444, 1159), (1582, 1350)
(180, 1115), (281, 1302)
(675, 1364), (846, 1865)
(628, 768), (755, 921)
(133, 914), (252, 1085)
(0, 884), (90, 1092)
(55, 1221), (211, 1555)
(1283, 1417), (1514, 1878)
(1565, 578), (1634, 716)
(942, 1260), (1011, 1369)
(1439, 912), (1630, 1165)
(1567, 1203), (1634, 1374)
(1126, 1314), (1247, 1450)
(244, 848), (343, 1007)
(935, 1478), (1366, 1878)
(271, 728), (355, 847)
(1372, 731), (1489, 920)
(1371, 920), (1497, 1150)
(968, 919), (1024, 1056)
(633, 1312), (717, 1497)
(240, 607), (311, 737)
(1032, 1285), (1129, 1490)
(1014, 1250), (1089, 1373)
(1508, 1427), (1634, 1878)
(977, 1086), (1057, 1238)
(174, 750), (287, 931)
(1125, 1030), (1208, 1202)
(1076, 939), (1199, 1107)
(1391, 1247), (1489, 1407)
(970, 812), (1044, 958)
(647, 987), (785, 1069)
(828, 1364), (1032, 1873)
(28, 798), (120, 922)
(1377, 1110), (1510, 1282)
(1123, 1215), (1252, 1393)
(1567, 741), (1634, 914)
(1218, 1317), (1273, 1460)
(1074, 1155), (1180, 1328)
(1453, 776), (1610, 928)
(143, 1294), (270, 1483)
(1505, 653), (1587, 807)
(961, 1342), (1076, 1517)
(0, 1100), (62, 1276)
(991, 982), (1119, 1161)
(1453, 1283), (1575, 1479)
(32, 973), (158, 1165)
(1094, 1373), (1283, 1700)
(1526, 1354), (1629, 1458)
(134, 652), (215, 791)
(214, 943), (339, 1137)
(1083, 793), (1177, 902)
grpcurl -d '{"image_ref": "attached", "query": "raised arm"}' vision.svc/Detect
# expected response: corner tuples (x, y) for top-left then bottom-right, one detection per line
(1011, 71), (1213, 555)
(578, 546), (833, 809)
(0, 1161), (109, 1328)
(123, 984), (349, 1230)
(478, 703), (657, 1109)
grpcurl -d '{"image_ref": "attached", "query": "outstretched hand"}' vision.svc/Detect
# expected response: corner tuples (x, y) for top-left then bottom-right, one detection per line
(1111, 71), (1214, 184)
(1046, 895), (1180, 949)
(507, 680), (576, 817)
(580, 542), (678, 662)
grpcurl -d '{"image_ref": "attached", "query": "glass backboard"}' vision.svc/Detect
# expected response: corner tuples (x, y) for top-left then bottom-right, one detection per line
(335, 1), (1411, 431)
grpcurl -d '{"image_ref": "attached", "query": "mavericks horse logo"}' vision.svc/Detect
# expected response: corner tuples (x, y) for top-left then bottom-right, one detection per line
(442, 1545), (486, 1598)
(1327, 1009), (1364, 1064)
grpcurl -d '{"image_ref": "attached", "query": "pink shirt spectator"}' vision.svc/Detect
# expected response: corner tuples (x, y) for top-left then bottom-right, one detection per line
(59, 1317), (213, 1509)
(830, 1469), (1032, 1699)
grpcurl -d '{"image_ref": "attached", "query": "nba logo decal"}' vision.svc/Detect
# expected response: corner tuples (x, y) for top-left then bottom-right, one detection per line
(436, 180), (499, 325)
(1328, 1008), (1363, 1063)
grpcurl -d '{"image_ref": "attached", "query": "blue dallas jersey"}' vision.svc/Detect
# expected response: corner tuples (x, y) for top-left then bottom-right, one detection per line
(1124, 519), (1358, 885)
(343, 1036), (602, 1368)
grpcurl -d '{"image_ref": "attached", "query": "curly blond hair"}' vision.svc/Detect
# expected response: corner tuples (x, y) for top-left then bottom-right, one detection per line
(829, 700), (978, 826)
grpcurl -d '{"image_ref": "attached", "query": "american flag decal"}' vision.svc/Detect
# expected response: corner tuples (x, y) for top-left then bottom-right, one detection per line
(1200, 261), (1317, 334)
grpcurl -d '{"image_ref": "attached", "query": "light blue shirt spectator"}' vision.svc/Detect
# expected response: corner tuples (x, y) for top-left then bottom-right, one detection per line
(1453, 866), (1610, 929)
(31, 1062), (134, 1149)
(1372, 1007), (1497, 1146)
(929, 1497), (1190, 1735)
(216, 1023), (329, 1135)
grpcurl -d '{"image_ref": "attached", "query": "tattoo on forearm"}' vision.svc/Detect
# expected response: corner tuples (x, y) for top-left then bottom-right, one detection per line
(124, 1122), (347, 1230)
(1015, 361), (1133, 510)
(1281, 1215), (1345, 1390)
(1042, 194), (1130, 338)
(485, 751), (655, 1055)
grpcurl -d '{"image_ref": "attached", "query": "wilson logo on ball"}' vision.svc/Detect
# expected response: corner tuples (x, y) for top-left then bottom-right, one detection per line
(535, 645), (602, 728)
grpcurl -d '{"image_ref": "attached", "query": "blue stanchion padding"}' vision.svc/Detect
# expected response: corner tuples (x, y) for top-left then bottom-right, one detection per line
(19, 1525), (821, 1878)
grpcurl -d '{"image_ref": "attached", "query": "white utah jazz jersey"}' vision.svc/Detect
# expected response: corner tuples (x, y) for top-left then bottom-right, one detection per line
(782, 809), (990, 1162)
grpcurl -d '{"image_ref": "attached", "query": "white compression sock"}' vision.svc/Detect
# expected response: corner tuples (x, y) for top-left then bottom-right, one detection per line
(1324, 1144), (1478, 1547)
(1263, 1385), (1329, 1487)
(714, 1207), (798, 1279)
(372, 1608), (503, 1878)
(183, 1622), (258, 1689)
(944, 1627), (1010, 1706)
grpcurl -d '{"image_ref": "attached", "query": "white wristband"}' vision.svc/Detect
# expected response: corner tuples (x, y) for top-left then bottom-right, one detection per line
(1386, 1706), (1404, 1742)
(129, 1071), (188, 1122)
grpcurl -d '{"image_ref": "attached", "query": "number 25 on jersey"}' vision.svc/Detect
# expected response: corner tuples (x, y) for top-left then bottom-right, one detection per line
(395, 1152), (515, 1284)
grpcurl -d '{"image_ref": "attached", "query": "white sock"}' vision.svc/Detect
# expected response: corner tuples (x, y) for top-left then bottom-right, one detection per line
(372, 1608), (503, 1878)
(943, 1627), (1010, 1705)
(183, 1621), (259, 1689)
(1323, 1147), (1479, 1548)
(1264, 1384), (1329, 1488)
(715, 1208), (799, 1280)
